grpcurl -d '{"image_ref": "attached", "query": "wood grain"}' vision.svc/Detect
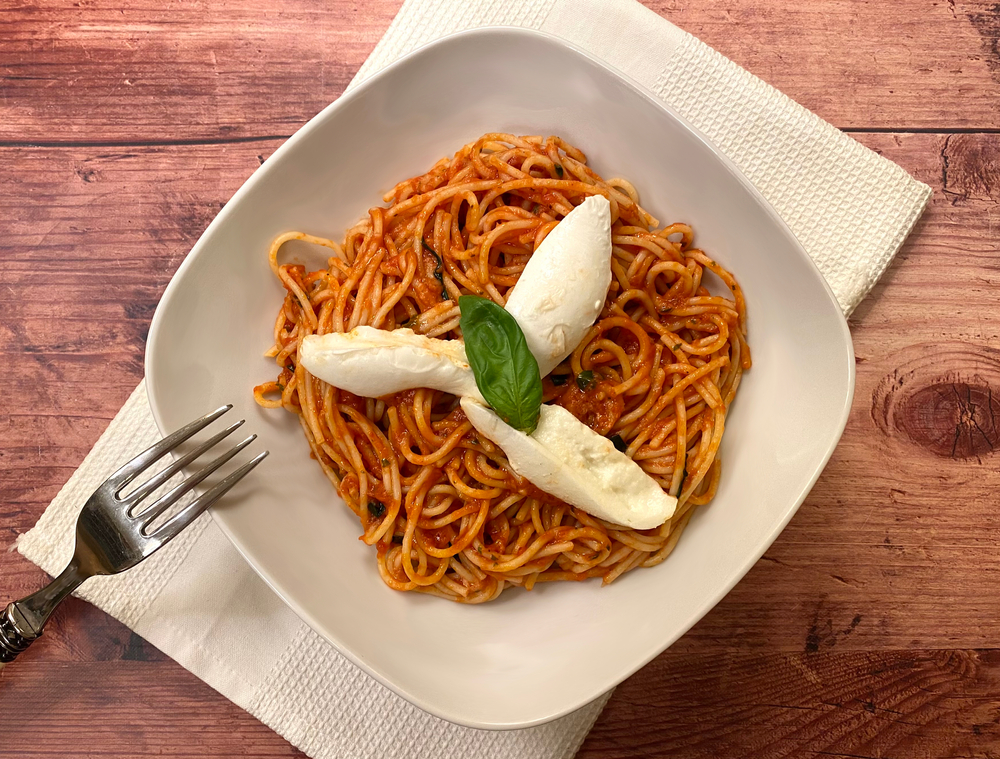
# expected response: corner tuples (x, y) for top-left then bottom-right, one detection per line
(1, 0), (999, 758)
(0, 0), (401, 143)
(3, 0), (1000, 145)
(2, 662), (305, 757)
(675, 131), (1000, 655)
(579, 649), (1000, 759)
(658, 0), (1000, 130)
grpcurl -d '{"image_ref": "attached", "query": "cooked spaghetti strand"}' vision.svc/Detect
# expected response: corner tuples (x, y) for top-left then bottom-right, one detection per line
(254, 134), (749, 603)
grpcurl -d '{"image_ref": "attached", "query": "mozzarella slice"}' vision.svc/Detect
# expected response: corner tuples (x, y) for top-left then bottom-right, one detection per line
(505, 195), (613, 377)
(300, 326), (484, 402)
(461, 398), (676, 529)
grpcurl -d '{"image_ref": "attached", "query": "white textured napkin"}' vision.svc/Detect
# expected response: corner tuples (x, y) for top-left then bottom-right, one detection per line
(17, 0), (931, 757)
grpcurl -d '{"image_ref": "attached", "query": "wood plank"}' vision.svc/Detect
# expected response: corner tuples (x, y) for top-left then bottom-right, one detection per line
(4, 0), (999, 756)
(0, 145), (270, 401)
(578, 649), (1000, 759)
(0, 143), (272, 534)
(0, 661), (305, 757)
(656, 0), (1000, 131)
(2, 131), (1000, 657)
(2, 0), (999, 145)
(2, 131), (999, 752)
(0, 0), (401, 143)
(4, 649), (999, 759)
(0, 144), (267, 675)
(5, 649), (1000, 759)
(681, 131), (1000, 652)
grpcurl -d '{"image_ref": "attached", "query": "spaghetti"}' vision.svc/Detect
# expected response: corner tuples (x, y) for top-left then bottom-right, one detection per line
(254, 133), (750, 603)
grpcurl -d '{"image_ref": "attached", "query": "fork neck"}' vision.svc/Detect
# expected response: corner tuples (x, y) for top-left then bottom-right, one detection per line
(14, 561), (88, 635)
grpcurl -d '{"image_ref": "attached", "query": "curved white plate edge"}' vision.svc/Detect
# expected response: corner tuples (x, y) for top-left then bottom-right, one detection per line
(144, 26), (858, 730)
(140, 31), (501, 727)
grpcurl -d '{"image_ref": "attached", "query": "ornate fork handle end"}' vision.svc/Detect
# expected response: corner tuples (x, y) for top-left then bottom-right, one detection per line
(0, 602), (39, 665)
(1, 562), (87, 666)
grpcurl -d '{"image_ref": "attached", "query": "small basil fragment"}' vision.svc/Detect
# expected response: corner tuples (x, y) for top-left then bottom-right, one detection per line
(610, 434), (627, 453)
(368, 500), (386, 518)
(458, 295), (543, 433)
(421, 239), (446, 298)
(555, 164), (564, 177)
(420, 240), (445, 284)
(550, 374), (569, 386)
(576, 370), (595, 390)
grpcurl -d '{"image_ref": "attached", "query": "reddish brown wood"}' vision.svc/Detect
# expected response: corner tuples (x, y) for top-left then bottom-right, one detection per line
(655, 0), (1000, 130)
(673, 132), (1000, 657)
(1, 662), (305, 757)
(1, 1), (999, 758)
(579, 649), (1000, 759)
(0, 0), (402, 143)
(2, 0), (999, 145)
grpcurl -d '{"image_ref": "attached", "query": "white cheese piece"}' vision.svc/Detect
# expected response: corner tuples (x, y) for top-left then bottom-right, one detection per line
(300, 326), (484, 402)
(460, 398), (676, 529)
(505, 195), (613, 377)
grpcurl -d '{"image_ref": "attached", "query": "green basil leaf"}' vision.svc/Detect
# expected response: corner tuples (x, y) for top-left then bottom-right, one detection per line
(458, 295), (542, 433)
(610, 434), (627, 452)
(368, 499), (386, 518)
(576, 370), (595, 390)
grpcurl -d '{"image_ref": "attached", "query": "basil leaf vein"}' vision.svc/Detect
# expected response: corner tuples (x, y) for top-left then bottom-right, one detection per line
(458, 295), (542, 433)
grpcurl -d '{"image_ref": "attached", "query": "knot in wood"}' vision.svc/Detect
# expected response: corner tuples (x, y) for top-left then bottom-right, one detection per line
(899, 382), (999, 458)
(942, 133), (1000, 205)
(872, 344), (1000, 460)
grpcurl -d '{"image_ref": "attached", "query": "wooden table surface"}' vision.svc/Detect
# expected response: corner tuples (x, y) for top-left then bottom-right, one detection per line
(2, 1), (999, 756)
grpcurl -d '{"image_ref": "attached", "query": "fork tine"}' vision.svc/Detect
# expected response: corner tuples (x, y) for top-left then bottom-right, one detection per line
(107, 404), (232, 493)
(124, 419), (245, 514)
(135, 434), (258, 532)
(150, 451), (269, 540)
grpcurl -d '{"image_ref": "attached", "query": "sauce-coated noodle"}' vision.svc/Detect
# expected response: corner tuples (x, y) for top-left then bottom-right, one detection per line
(254, 134), (750, 603)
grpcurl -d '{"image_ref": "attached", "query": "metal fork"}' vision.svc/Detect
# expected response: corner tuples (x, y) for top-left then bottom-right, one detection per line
(0, 405), (268, 666)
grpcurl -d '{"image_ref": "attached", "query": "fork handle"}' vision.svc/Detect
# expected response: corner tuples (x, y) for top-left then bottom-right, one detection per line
(0, 563), (87, 666)
(0, 603), (36, 667)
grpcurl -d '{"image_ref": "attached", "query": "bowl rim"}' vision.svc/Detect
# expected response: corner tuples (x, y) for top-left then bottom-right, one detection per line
(146, 25), (856, 728)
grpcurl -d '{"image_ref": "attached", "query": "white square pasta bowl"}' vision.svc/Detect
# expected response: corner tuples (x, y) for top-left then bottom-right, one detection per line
(145, 28), (854, 729)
